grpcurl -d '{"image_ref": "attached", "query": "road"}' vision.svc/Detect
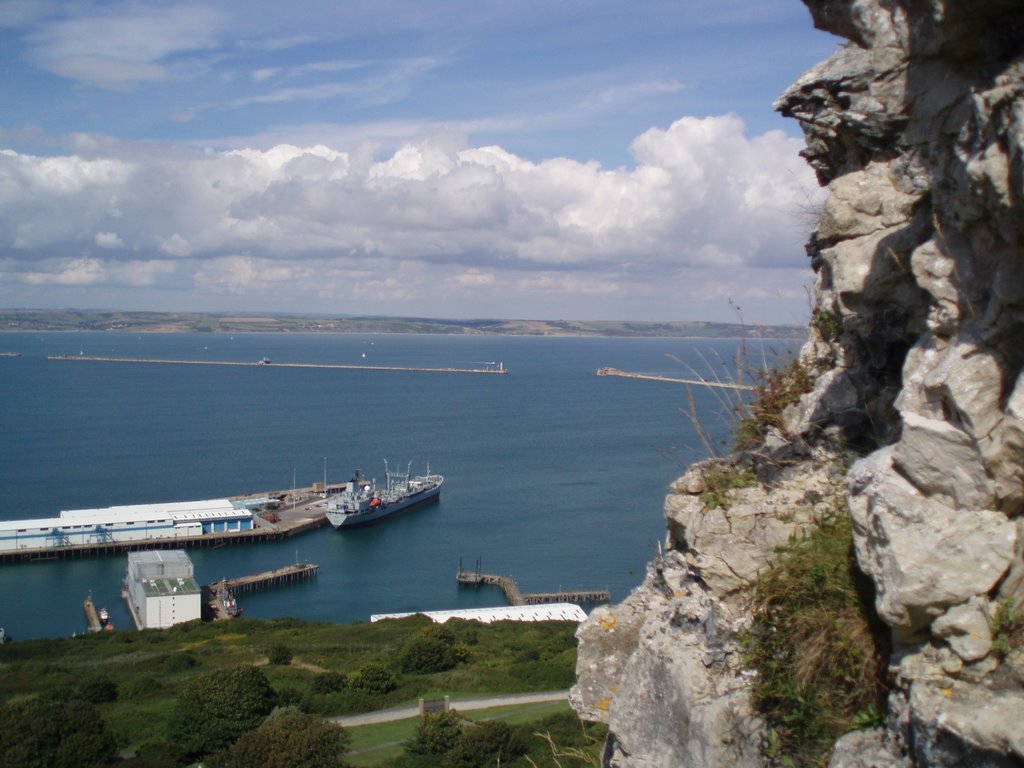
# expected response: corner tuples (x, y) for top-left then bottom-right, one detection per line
(329, 690), (569, 728)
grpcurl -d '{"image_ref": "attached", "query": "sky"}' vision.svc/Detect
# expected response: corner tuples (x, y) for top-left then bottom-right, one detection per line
(0, 1), (840, 324)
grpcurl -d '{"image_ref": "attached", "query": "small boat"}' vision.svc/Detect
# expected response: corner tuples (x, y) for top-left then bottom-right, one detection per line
(98, 608), (110, 627)
(325, 461), (442, 529)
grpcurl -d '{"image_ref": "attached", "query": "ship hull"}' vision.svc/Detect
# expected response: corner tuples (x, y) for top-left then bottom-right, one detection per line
(325, 481), (441, 529)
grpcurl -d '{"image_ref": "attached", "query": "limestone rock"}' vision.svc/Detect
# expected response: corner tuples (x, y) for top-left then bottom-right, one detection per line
(575, 2), (1024, 765)
(828, 729), (909, 768)
(931, 596), (994, 663)
(909, 682), (1024, 766)
(849, 449), (1016, 638)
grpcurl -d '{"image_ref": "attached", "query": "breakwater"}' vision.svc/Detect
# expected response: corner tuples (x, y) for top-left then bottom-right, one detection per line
(596, 366), (753, 391)
(49, 354), (507, 375)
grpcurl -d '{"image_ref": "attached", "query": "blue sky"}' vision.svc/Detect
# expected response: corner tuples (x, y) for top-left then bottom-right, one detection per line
(0, 1), (839, 324)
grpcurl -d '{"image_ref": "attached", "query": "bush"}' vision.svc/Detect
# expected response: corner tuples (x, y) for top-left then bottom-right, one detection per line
(267, 644), (293, 665)
(400, 627), (467, 674)
(443, 721), (528, 768)
(311, 671), (347, 694)
(75, 676), (118, 703)
(406, 710), (465, 756)
(224, 711), (350, 768)
(348, 662), (396, 695)
(0, 697), (117, 768)
(170, 665), (278, 759)
(743, 510), (889, 767)
(163, 652), (198, 674)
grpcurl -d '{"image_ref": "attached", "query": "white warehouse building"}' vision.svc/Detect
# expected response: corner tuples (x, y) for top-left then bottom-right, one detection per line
(0, 499), (253, 554)
(126, 550), (202, 630)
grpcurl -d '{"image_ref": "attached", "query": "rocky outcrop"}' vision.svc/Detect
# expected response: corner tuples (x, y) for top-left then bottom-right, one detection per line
(573, 1), (1024, 765)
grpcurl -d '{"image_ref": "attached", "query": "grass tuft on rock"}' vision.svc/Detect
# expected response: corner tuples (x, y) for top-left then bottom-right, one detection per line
(743, 508), (890, 768)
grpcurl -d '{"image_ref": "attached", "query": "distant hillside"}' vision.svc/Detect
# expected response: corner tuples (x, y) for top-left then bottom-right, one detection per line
(0, 309), (804, 339)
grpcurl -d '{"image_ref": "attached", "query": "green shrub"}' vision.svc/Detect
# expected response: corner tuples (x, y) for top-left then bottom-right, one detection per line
(75, 676), (118, 704)
(743, 510), (889, 767)
(735, 356), (814, 449)
(700, 465), (758, 510)
(310, 670), (347, 694)
(992, 597), (1024, 658)
(443, 720), (528, 768)
(400, 626), (468, 674)
(162, 652), (198, 674)
(0, 697), (117, 768)
(348, 662), (396, 695)
(169, 665), (278, 759)
(223, 711), (350, 768)
(407, 710), (465, 755)
(267, 644), (293, 665)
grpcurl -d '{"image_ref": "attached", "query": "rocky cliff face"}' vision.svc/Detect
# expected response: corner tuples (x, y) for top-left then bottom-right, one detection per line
(571, 2), (1024, 765)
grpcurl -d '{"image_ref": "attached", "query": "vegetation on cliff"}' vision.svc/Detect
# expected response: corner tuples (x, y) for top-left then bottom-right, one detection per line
(0, 615), (583, 766)
(744, 504), (890, 767)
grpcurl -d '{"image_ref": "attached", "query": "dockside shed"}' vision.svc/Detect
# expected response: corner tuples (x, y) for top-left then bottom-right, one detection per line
(126, 550), (202, 630)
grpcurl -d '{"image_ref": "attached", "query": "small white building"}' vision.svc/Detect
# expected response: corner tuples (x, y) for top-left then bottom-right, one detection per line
(125, 550), (202, 630)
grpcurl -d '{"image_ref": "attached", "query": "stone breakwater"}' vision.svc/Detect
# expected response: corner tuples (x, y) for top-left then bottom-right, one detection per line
(571, 2), (1024, 766)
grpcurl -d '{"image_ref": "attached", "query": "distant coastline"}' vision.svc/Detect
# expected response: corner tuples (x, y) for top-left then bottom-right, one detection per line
(0, 309), (805, 339)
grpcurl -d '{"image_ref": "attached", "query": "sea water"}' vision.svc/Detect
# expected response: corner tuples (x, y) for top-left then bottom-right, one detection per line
(0, 332), (790, 640)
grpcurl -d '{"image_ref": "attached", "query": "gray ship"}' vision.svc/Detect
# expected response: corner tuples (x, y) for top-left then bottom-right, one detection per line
(324, 461), (443, 529)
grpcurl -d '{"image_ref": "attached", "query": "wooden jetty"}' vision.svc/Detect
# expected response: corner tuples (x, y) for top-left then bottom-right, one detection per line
(208, 562), (319, 595)
(596, 366), (753, 391)
(49, 354), (507, 376)
(456, 559), (609, 607)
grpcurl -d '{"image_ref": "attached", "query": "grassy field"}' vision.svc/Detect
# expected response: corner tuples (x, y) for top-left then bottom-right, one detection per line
(0, 615), (583, 757)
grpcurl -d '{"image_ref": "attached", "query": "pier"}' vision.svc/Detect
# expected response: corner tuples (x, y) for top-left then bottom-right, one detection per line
(209, 561), (319, 595)
(0, 515), (328, 565)
(596, 366), (753, 391)
(49, 355), (507, 376)
(456, 559), (610, 607)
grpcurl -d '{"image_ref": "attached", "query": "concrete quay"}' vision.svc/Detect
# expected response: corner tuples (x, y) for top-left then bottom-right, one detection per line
(0, 492), (329, 564)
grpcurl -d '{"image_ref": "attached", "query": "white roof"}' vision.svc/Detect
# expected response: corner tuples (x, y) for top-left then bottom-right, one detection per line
(59, 499), (245, 524)
(370, 603), (589, 624)
(1, 499), (248, 531)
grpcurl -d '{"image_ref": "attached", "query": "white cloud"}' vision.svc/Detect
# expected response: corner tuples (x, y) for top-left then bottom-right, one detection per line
(95, 231), (124, 249)
(26, 5), (225, 89)
(0, 115), (822, 321)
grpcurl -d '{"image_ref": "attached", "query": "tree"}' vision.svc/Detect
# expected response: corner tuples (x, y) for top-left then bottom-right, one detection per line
(267, 643), (293, 665)
(0, 697), (116, 768)
(443, 721), (529, 768)
(170, 665), (278, 758)
(347, 662), (396, 695)
(400, 626), (470, 674)
(406, 710), (465, 756)
(224, 711), (351, 768)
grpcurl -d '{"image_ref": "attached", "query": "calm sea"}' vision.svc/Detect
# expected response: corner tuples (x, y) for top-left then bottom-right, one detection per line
(0, 331), (785, 640)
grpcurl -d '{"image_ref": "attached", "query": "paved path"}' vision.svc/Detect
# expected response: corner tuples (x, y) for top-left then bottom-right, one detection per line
(329, 690), (569, 728)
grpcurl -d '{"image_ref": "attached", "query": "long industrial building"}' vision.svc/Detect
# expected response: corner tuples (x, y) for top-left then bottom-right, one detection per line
(125, 550), (202, 630)
(370, 603), (589, 624)
(0, 499), (253, 554)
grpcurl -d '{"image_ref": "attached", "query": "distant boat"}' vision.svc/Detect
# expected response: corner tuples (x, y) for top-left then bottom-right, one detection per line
(257, 357), (272, 365)
(325, 462), (442, 529)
